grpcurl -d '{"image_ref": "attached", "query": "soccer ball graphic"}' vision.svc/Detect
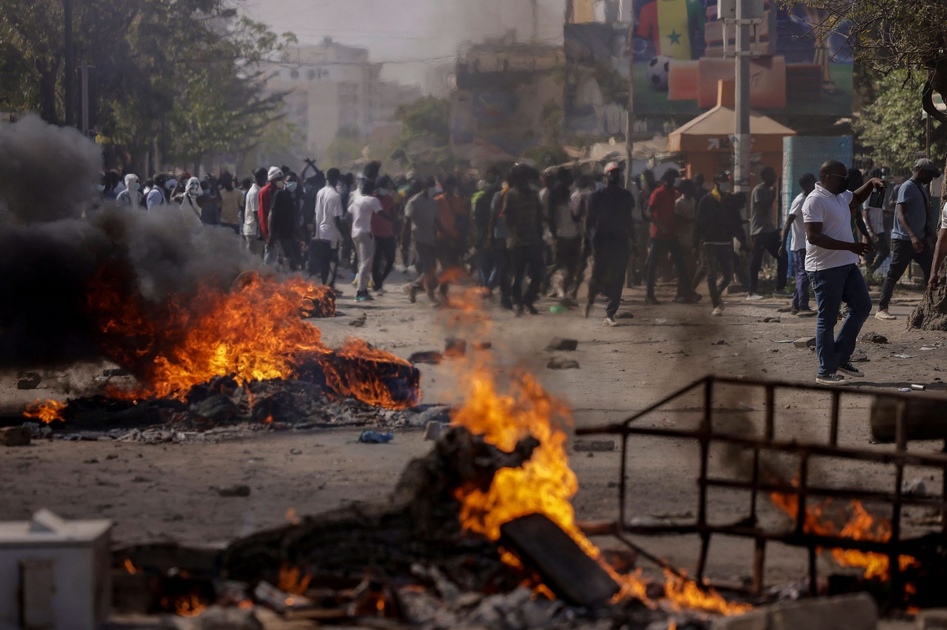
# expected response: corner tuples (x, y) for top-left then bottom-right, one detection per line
(646, 56), (671, 91)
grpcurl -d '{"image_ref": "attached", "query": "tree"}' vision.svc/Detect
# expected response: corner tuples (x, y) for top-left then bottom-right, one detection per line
(0, 0), (294, 172)
(780, 0), (947, 122)
(388, 96), (454, 174)
(853, 69), (947, 171)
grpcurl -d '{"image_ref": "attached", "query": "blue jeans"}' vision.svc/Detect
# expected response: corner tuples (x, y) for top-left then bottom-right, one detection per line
(807, 264), (871, 377)
(791, 249), (810, 310)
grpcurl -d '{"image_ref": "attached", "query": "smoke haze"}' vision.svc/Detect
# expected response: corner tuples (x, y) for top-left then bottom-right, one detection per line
(0, 116), (261, 367)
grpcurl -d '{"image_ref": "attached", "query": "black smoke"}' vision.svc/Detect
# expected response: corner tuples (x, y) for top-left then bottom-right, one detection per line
(0, 116), (261, 367)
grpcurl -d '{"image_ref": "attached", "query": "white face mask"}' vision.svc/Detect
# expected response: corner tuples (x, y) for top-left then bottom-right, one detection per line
(286, 181), (298, 192)
(187, 185), (201, 198)
(718, 183), (729, 193)
(96, 184), (106, 192)
(378, 188), (391, 197)
(672, 178), (681, 188)
(428, 187), (439, 197)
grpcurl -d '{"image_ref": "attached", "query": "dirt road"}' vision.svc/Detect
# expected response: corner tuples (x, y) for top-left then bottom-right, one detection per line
(2, 271), (945, 594)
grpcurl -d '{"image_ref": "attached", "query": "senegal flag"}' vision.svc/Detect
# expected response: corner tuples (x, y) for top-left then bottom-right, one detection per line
(637, 0), (706, 60)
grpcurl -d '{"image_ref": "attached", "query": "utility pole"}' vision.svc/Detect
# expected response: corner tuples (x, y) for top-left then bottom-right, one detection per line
(63, 0), (76, 127)
(625, 20), (634, 191)
(732, 0), (751, 194)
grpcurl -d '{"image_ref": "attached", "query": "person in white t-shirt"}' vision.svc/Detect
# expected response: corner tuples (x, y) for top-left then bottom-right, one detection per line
(778, 172), (816, 315)
(929, 202), (947, 293)
(311, 168), (345, 289)
(802, 160), (883, 385)
(350, 177), (382, 302)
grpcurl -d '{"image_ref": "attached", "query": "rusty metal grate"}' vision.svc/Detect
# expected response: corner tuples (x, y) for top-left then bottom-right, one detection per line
(577, 375), (947, 604)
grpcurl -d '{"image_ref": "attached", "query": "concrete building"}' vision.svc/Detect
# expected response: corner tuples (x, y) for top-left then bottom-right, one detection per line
(450, 35), (565, 166)
(262, 39), (422, 161)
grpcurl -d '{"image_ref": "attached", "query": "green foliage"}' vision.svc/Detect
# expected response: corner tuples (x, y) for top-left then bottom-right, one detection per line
(388, 96), (454, 173)
(0, 0), (293, 171)
(853, 69), (947, 170)
(778, 0), (947, 72)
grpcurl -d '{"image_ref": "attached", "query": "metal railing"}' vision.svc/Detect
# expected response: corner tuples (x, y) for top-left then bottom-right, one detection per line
(576, 375), (947, 603)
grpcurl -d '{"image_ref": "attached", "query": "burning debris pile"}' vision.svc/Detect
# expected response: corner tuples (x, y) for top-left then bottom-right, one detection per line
(116, 426), (737, 629)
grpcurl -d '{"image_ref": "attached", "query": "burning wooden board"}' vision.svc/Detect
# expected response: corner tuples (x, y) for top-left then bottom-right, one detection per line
(500, 513), (620, 607)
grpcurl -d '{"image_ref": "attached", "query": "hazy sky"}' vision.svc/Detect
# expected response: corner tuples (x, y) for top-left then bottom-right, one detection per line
(243, 0), (565, 87)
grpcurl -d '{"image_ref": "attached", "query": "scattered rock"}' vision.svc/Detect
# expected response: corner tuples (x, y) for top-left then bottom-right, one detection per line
(616, 311), (635, 319)
(102, 367), (132, 377)
(762, 317), (781, 323)
(473, 341), (492, 350)
(713, 339), (728, 346)
(547, 356), (580, 370)
(290, 448), (302, 455)
(574, 440), (615, 452)
(793, 337), (816, 349)
(423, 420), (443, 441)
(850, 349), (869, 363)
(15, 372), (42, 390)
(349, 312), (367, 327)
(409, 351), (443, 365)
(217, 484), (251, 498)
(0, 426), (31, 447)
(860, 332), (888, 344)
(444, 337), (467, 357)
(546, 337), (579, 351)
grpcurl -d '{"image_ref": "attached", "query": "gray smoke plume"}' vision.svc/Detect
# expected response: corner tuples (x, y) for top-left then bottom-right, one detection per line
(0, 115), (102, 224)
(0, 116), (261, 367)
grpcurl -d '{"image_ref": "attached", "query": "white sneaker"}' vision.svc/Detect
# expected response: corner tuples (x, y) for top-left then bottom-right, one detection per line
(816, 374), (845, 385)
(603, 317), (618, 327)
(875, 310), (897, 321)
(745, 293), (764, 301)
(712, 306), (724, 316)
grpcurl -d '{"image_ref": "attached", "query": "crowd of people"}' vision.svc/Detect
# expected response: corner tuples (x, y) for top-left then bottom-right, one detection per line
(98, 154), (947, 382)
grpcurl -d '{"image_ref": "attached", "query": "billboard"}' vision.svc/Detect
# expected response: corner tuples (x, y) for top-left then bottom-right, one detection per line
(564, 1), (853, 134)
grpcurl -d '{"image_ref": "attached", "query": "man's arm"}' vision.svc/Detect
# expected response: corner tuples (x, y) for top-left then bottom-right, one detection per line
(861, 205), (877, 241)
(854, 213), (872, 242)
(930, 228), (947, 292)
(777, 214), (795, 258)
(805, 222), (872, 255)
(895, 202), (925, 253)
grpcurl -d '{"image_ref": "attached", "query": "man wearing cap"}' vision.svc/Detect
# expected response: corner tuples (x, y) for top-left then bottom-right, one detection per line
(258, 166), (284, 265)
(585, 161), (636, 325)
(875, 158), (941, 320)
(803, 160), (881, 385)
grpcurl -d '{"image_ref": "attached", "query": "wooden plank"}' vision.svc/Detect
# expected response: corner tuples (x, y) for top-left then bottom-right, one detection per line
(499, 513), (619, 607)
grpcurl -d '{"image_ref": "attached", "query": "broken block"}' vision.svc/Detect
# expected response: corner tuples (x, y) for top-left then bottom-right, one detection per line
(500, 513), (619, 606)
(15, 372), (42, 390)
(918, 609), (947, 630)
(547, 357), (580, 370)
(0, 426), (31, 447)
(546, 338), (578, 351)
(793, 337), (816, 349)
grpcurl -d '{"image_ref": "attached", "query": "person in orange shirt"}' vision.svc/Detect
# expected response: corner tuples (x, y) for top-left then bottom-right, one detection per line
(434, 176), (471, 302)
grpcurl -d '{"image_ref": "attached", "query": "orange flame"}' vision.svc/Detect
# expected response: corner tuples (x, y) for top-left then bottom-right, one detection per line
(278, 565), (312, 596)
(23, 399), (67, 424)
(161, 593), (207, 617)
(770, 486), (916, 580)
(123, 558), (139, 574)
(82, 268), (417, 408)
(450, 365), (750, 615)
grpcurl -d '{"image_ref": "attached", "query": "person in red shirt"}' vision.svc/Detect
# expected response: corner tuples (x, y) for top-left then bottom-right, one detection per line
(257, 166), (284, 266)
(645, 168), (698, 304)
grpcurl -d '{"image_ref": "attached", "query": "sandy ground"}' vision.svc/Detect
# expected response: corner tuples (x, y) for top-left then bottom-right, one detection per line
(2, 266), (945, 622)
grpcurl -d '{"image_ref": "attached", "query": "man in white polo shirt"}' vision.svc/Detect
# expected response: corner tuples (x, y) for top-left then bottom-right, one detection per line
(803, 160), (884, 385)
